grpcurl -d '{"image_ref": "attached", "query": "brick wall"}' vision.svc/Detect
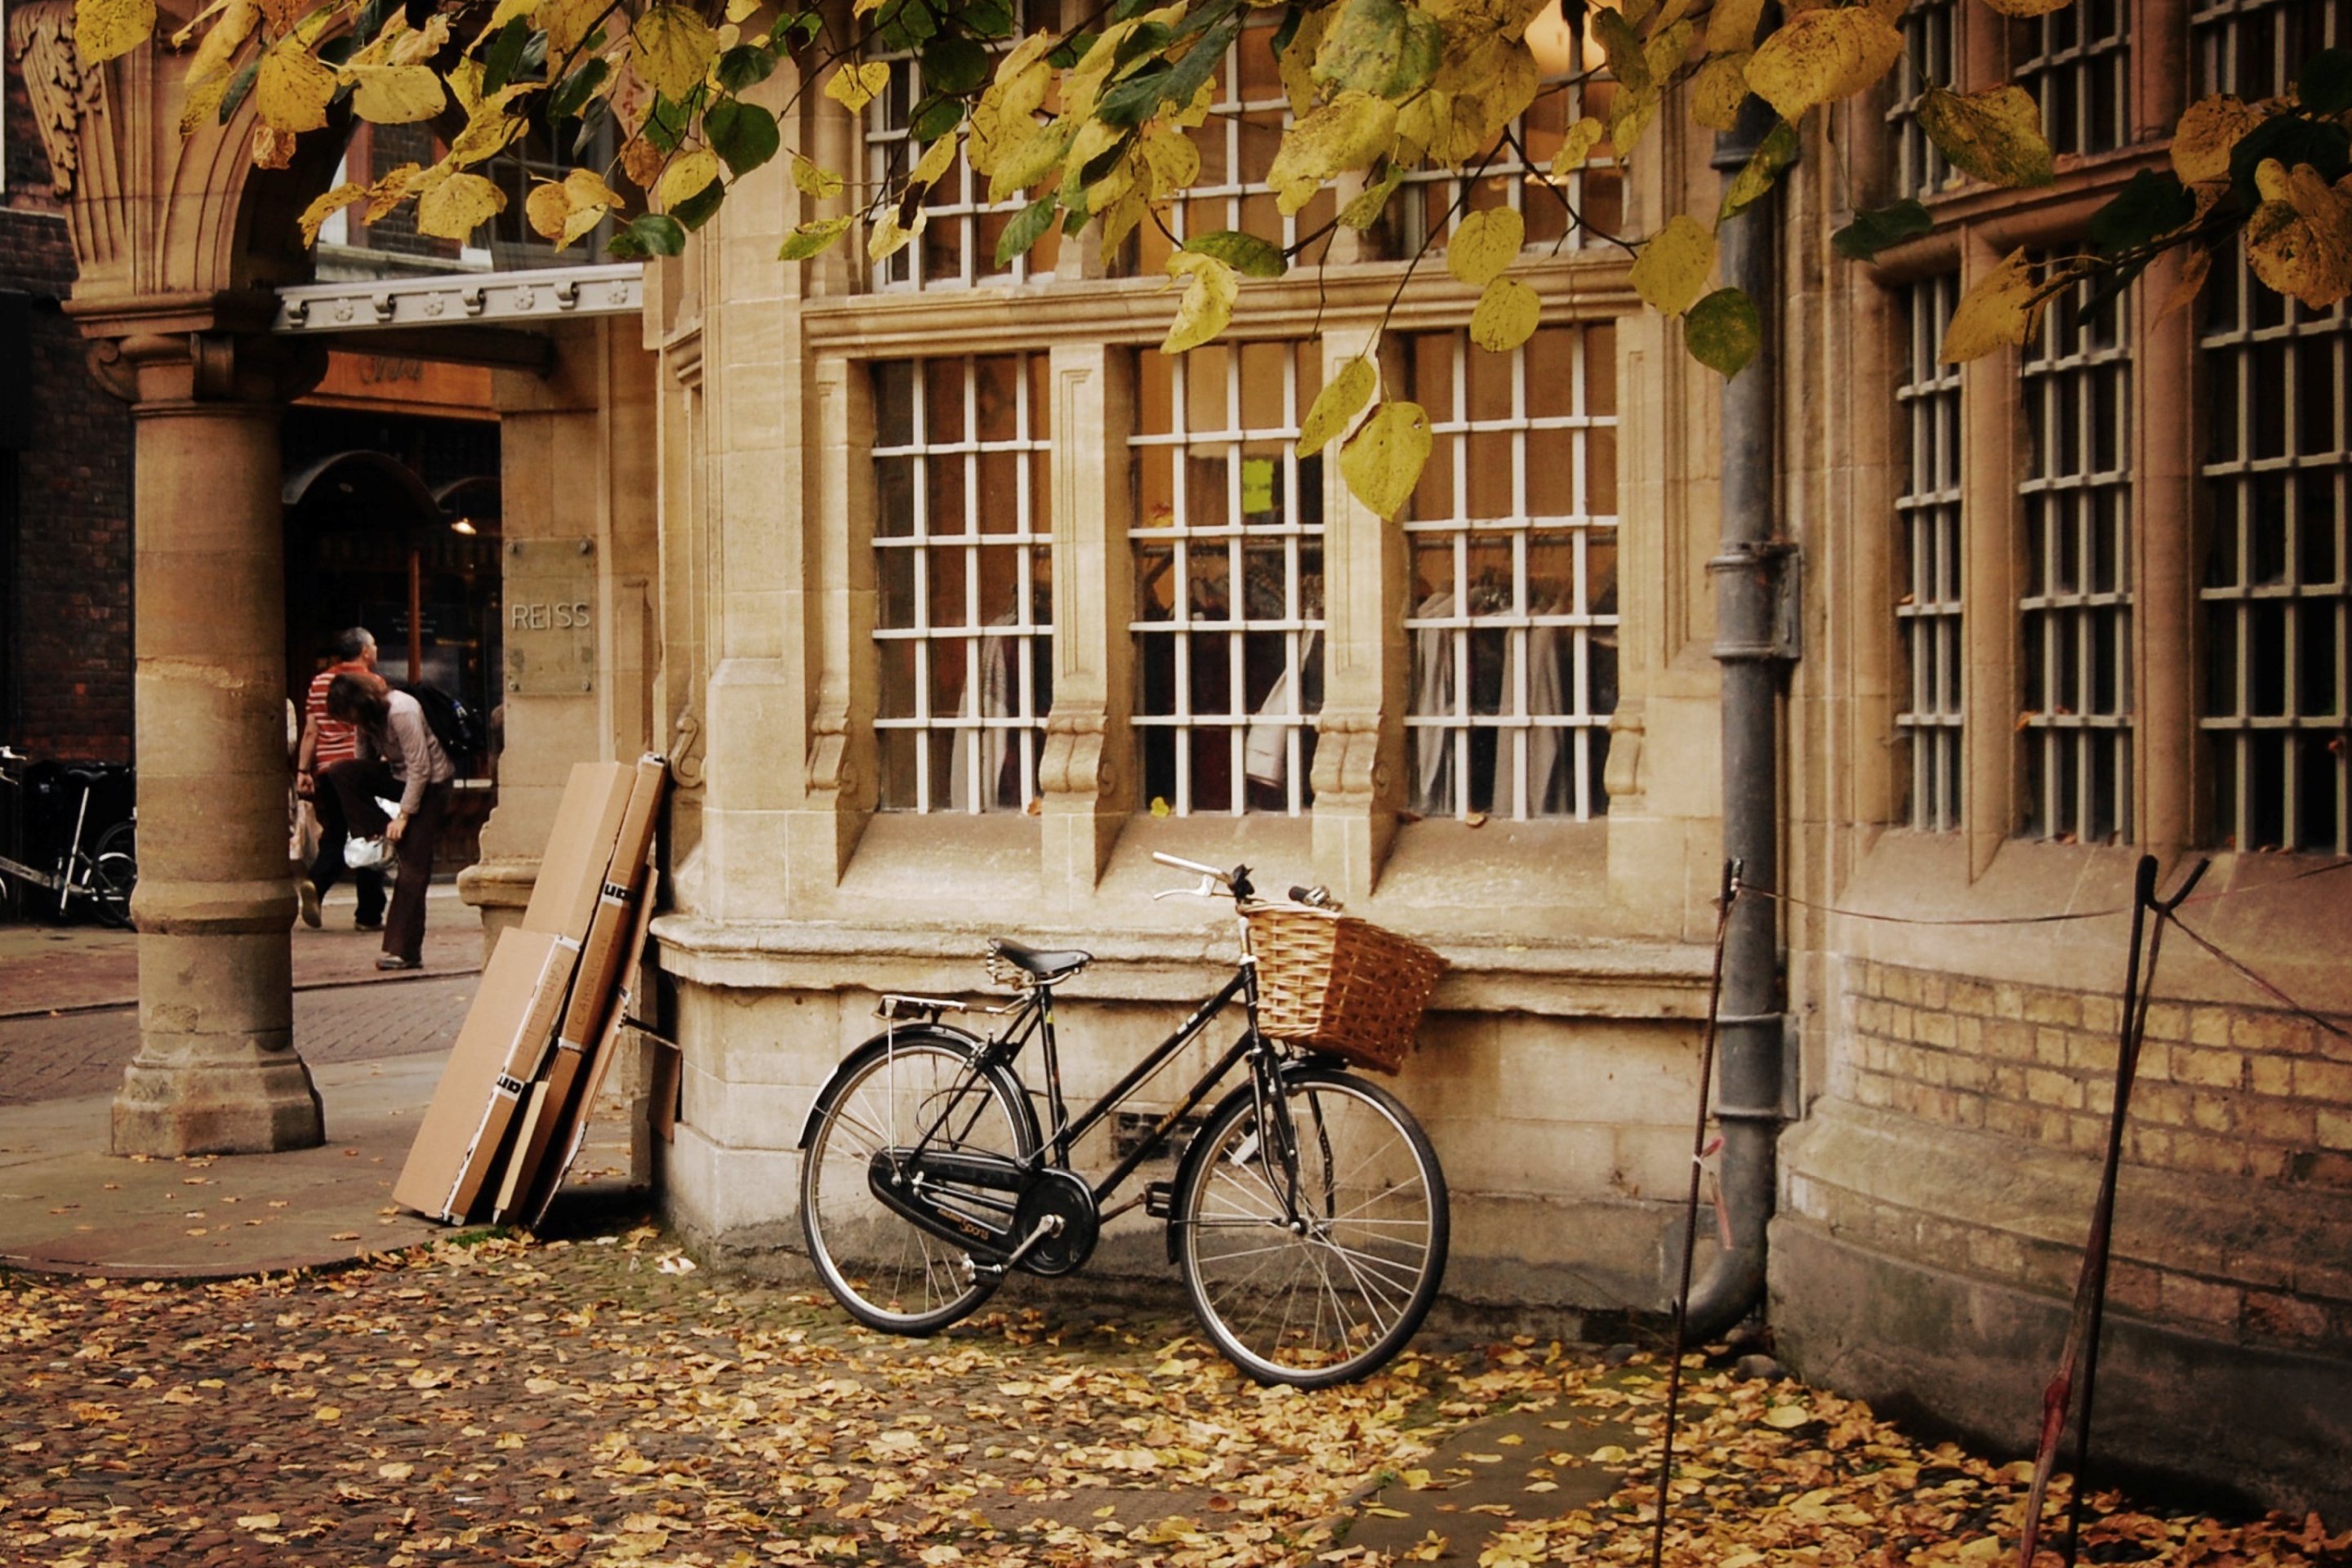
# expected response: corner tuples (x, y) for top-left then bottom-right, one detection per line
(4, 46), (136, 763)
(1841, 961), (2352, 1190)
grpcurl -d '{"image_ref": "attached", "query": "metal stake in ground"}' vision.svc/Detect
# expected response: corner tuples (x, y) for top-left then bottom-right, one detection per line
(1650, 858), (1739, 1568)
(2014, 854), (2207, 1568)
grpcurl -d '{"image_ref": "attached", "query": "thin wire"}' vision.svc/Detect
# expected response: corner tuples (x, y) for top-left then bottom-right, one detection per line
(1747, 853), (2352, 930)
(2163, 915), (2350, 1039)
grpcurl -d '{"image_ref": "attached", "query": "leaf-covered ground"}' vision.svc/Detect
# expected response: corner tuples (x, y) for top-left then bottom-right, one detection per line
(1, 1220), (2343, 1566)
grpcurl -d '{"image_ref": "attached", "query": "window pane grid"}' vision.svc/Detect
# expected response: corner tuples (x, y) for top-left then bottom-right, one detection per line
(2197, 245), (2351, 854)
(1887, 0), (1957, 201)
(1896, 275), (1965, 831)
(1132, 343), (1325, 817)
(2011, 0), (2129, 158)
(1134, 20), (1331, 274)
(1401, 326), (1620, 822)
(2191, 0), (2346, 99)
(1392, 74), (1624, 260)
(866, 24), (1060, 293)
(874, 354), (1054, 813)
(2020, 269), (2134, 844)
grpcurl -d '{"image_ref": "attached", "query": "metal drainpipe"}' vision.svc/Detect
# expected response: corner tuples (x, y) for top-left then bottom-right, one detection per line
(1682, 91), (1795, 1341)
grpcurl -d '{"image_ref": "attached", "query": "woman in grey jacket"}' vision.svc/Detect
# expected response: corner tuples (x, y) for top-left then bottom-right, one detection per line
(322, 673), (454, 970)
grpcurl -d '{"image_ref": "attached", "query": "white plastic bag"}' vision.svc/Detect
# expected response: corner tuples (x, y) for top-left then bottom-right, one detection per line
(345, 835), (392, 871)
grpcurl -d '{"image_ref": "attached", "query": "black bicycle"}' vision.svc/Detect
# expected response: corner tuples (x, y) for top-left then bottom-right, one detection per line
(796, 852), (1449, 1388)
(0, 751), (137, 928)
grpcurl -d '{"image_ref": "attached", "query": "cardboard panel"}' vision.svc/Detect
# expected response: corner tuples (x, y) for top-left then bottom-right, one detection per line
(519, 762), (635, 942)
(393, 929), (568, 1222)
(443, 938), (578, 1222)
(525, 865), (662, 1228)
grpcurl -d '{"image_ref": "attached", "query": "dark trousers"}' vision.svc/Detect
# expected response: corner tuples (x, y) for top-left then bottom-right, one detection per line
(323, 761), (448, 964)
(306, 761), (386, 924)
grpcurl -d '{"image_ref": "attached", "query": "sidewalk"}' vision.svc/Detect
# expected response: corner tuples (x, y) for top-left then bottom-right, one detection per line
(0, 883), (641, 1281)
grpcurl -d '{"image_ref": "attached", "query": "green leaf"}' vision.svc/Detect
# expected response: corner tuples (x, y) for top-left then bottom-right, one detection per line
(715, 43), (776, 94)
(1183, 229), (1286, 279)
(1340, 401), (1432, 519)
(706, 97), (781, 178)
(1096, 14), (1236, 127)
(2299, 46), (2352, 118)
(922, 33), (992, 95)
(642, 91), (696, 154)
(2087, 168), (2196, 256)
(610, 212), (688, 258)
(218, 56), (262, 125)
(995, 193), (1061, 265)
(670, 176), (727, 232)
(548, 56), (610, 123)
(911, 93), (966, 142)
(1718, 119), (1798, 222)
(1312, 0), (1443, 98)
(481, 15), (532, 98)
(777, 214), (855, 261)
(1299, 358), (1378, 459)
(1685, 287), (1762, 378)
(1832, 198), (1933, 261)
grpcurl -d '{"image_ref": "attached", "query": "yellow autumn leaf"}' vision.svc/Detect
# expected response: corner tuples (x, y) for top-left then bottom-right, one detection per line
(1138, 129), (1200, 199)
(1161, 252), (1238, 354)
(1608, 84), (1661, 162)
(256, 42), (336, 134)
(348, 64), (446, 125)
(1470, 277), (1542, 353)
(1762, 1402), (1814, 1428)
(448, 84), (533, 167)
(1916, 83), (2055, 188)
(910, 133), (959, 189)
(1550, 117), (1604, 177)
(868, 207), (924, 263)
(525, 180), (572, 241)
(1342, 401), (1432, 519)
(657, 147), (723, 209)
(176, 0), (258, 136)
(2172, 94), (2267, 186)
(791, 155), (844, 200)
(1941, 247), (2047, 363)
(634, 4), (719, 100)
(296, 182), (367, 247)
(1099, 191), (1152, 256)
(74, 0), (154, 64)
(1298, 357), (1378, 459)
(564, 167), (626, 213)
(1744, 4), (1901, 122)
(2155, 246), (2214, 324)
(2245, 161), (2352, 310)
(533, 0), (604, 58)
(1265, 90), (1399, 216)
(1705, 0), (1765, 53)
(1692, 54), (1753, 131)
(825, 59), (891, 114)
(1447, 207), (1524, 288)
(416, 171), (506, 240)
(987, 117), (1076, 203)
(1628, 213), (1716, 317)
(366, 163), (422, 220)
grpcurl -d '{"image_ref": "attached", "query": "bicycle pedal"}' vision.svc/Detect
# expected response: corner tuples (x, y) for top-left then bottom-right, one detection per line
(1143, 1181), (1174, 1220)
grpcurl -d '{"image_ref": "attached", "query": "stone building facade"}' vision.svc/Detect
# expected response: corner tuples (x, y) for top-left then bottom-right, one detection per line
(25, 0), (2350, 1519)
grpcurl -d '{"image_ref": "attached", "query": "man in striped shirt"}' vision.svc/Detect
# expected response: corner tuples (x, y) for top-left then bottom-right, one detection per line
(294, 627), (386, 930)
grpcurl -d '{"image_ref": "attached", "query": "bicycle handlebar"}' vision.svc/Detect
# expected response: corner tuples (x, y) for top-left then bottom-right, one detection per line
(1151, 852), (1228, 881)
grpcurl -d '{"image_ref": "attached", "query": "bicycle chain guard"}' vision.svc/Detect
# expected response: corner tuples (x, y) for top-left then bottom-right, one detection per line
(865, 1148), (1101, 1278)
(1009, 1169), (1099, 1277)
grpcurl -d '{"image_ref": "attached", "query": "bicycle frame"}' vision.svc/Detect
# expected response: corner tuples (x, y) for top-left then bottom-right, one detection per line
(897, 942), (1298, 1224)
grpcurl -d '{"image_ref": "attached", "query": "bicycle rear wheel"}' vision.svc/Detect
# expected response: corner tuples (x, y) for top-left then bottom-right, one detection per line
(800, 1032), (1035, 1335)
(91, 822), (136, 929)
(1175, 1067), (1448, 1388)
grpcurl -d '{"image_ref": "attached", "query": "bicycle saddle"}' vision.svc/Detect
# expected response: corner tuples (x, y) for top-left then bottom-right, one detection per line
(987, 938), (1093, 982)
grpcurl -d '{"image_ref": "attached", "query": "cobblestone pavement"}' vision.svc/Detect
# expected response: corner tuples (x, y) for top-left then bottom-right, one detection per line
(0, 978), (474, 1106)
(3, 1224), (2345, 1568)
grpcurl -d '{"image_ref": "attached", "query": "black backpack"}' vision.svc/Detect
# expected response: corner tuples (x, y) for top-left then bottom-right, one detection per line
(396, 682), (484, 773)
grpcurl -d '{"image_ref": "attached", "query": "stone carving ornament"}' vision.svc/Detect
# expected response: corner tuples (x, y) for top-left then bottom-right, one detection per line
(8, 1), (93, 198)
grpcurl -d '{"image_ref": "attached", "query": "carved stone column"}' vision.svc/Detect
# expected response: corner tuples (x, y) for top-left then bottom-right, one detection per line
(79, 315), (327, 1156)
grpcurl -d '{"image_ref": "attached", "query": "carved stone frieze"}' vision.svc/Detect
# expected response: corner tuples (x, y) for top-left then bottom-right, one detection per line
(84, 327), (328, 408)
(1039, 710), (1111, 800)
(7, 1), (91, 198)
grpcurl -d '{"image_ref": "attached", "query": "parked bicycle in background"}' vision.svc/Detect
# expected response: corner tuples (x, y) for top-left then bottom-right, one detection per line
(798, 852), (1450, 1387)
(0, 749), (137, 928)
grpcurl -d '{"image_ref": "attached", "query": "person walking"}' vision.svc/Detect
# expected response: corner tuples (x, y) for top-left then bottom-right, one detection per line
(322, 672), (454, 971)
(294, 627), (387, 931)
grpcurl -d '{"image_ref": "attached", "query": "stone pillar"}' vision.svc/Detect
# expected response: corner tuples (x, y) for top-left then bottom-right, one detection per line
(87, 323), (325, 1156)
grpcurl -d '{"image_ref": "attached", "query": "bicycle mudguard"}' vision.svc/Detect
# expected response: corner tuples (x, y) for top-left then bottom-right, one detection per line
(795, 1023), (1033, 1151)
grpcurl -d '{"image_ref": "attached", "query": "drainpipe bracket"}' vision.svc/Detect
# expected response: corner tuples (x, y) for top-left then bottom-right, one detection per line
(1706, 541), (1802, 663)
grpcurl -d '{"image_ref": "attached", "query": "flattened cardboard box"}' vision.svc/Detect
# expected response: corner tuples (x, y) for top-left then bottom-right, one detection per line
(393, 929), (570, 1223)
(526, 868), (662, 1228)
(521, 761), (635, 943)
(501, 756), (668, 1220)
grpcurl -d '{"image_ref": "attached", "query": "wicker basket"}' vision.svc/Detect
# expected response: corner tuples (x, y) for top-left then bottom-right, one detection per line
(1246, 905), (1447, 1074)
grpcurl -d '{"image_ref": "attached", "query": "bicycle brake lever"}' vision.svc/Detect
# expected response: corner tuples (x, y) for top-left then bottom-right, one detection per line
(1152, 875), (1221, 902)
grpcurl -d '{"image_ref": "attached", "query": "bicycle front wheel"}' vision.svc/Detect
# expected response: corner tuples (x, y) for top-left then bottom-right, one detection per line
(1175, 1068), (1449, 1388)
(800, 1032), (1035, 1336)
(91, 822), (136, 929)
